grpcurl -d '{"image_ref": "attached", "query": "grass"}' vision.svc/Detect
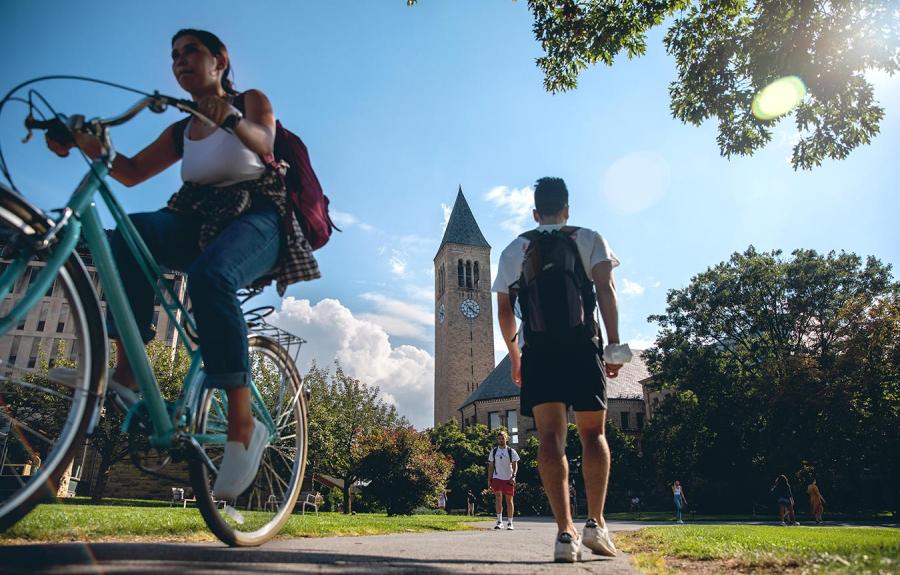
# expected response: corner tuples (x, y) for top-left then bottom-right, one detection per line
(605, 511), (896, 523)
(616, 525), (900, 575)
(1, 505), (479, 543)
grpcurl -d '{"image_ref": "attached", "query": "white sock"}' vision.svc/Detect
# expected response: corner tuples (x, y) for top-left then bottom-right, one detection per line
(497, 513), (503, 522)
(508, 518), (513, 524)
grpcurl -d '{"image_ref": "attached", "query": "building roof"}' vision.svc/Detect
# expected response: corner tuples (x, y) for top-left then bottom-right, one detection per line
(459, 350), (652, 409)
(438, 187), (490, 251)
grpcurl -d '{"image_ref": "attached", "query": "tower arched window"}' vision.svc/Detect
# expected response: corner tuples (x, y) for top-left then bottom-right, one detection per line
(473, 261), (480, 290)
(457, 260), (464, 287)
(465, 261), (473, 289)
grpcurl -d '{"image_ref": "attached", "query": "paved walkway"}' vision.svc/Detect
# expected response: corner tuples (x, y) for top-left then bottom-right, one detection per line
(0, 518), (643, 574)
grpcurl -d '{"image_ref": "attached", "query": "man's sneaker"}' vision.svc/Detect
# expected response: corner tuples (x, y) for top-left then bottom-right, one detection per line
(213, 418), (269, 500)
(506, 522), (514, 530)
(554, 531), (582, 563)
(677, 519), (685, 525)
(48, 368), (139, 411)
(582, 518), (617, 556)
(494, 520), (503, 530)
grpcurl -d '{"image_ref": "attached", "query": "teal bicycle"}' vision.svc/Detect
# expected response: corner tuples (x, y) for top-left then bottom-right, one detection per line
(0, 82), (308, 546)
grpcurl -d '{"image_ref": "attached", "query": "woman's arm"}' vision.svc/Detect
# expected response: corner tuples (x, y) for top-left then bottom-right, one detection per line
(198, 89), (275, 157)
(48, 125), (180, 187)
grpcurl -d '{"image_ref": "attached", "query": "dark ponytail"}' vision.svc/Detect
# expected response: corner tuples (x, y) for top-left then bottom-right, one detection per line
(172, 28), (238, 95)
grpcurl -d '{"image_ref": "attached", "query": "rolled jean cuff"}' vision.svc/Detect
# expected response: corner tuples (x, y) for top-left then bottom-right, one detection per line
(105, 317), (156, 344)
(204, 371), (251, 390)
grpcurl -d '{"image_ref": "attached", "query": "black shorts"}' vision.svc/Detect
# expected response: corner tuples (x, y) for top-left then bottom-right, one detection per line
(519, 337), (607, 417)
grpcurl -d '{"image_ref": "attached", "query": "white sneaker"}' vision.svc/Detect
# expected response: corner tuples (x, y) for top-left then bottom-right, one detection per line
(48, 368), (139, 410)
(506, 522), (514, 530)
(213, 418), (269, 500)
(554, 531), (582, 563)
(494, 520), (503, 530)
(677, 519), (685, 524)
(582, 518), (617, 556)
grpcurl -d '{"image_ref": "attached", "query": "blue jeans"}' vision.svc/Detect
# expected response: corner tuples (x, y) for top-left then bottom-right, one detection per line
(674, 496), (683, 521)
(106, 200), (282, 389)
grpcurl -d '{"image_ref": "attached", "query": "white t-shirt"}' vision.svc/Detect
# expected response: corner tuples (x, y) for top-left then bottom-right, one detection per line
(491, 225), (620, 295)
(488, 446), (521, 480)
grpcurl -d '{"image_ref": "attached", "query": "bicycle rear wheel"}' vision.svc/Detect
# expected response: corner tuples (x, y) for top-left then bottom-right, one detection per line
(188, 334), (307, 546)
(0, 188), (106, 531)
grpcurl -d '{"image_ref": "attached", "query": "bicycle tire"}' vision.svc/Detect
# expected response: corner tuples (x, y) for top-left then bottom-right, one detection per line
(188, 334), (307, 547)
(0, 187), (106, 532)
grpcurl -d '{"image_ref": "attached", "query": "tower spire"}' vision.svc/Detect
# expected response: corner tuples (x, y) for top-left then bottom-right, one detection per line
(439, 187), (490, 250)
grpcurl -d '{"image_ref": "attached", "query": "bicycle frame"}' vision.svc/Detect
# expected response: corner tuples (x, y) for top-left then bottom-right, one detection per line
(0, 159), (278, 451)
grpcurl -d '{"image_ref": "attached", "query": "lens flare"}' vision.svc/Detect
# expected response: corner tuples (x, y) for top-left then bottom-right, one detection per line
(752, 76), (807, 120)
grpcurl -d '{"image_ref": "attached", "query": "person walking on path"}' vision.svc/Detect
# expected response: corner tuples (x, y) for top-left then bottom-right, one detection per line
(44, 29), (320, 499)
(807, 479), (826, 524)
(672, 481), (687, 524)
(771, 475), (799, 525)
(493, 177), (632, 562)
(466, 490), (476, 517)
(487, 430), (519, 530)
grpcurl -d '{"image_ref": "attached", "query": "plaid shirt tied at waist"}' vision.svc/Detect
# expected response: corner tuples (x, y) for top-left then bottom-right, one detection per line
(166, 171), (321, 295)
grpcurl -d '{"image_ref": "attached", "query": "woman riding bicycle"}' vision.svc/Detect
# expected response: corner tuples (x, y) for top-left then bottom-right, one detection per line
(45, 29), (320, 498)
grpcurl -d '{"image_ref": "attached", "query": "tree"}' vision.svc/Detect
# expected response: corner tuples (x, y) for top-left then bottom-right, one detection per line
(409, 0), (900, 169)
(357, 427), (452, 515)
(88, 340), (191, 501)
(305, 362), (408, 513)
(428, 421), (495, 510)
(645, 247), (899, 512)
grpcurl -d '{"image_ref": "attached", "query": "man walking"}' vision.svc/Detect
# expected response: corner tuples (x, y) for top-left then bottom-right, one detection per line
(493, 177), (631, 562)
(487, 430), (519, 530)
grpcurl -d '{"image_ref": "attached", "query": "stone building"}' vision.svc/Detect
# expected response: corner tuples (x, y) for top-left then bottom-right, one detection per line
(433, 188), (656, 445)
(0, 230), (189, 376)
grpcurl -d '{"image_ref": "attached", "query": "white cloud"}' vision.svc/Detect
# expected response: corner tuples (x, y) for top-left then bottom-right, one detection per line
(389, 252), (407, 276)
(621, 278), (646, 296)
(270, 298), (435, 430)
(440, 203), (452, 232)
(360, 292), (434, 336)
(485, 186), (534, 234)
(330, 210), (374, 232)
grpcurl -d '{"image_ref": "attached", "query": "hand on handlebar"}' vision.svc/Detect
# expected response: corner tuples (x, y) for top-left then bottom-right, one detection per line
(196, 95), (236, 127)
(45, 130), (102, 159)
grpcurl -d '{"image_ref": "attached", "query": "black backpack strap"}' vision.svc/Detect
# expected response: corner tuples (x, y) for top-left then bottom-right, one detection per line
(171, 92), (247, 159)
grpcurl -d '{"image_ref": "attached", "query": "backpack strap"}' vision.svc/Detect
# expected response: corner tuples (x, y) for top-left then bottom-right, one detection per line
(171, 93), (263, 160)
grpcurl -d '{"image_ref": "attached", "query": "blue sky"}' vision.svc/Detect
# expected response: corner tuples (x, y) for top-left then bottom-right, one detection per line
(2, 1), (898, 429)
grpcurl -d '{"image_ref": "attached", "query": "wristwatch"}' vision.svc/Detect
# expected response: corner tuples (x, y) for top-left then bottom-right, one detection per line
(221, 108), (243, 130)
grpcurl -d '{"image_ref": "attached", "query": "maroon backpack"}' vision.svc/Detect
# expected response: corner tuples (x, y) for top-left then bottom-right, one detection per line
(172, 93), (338, 250)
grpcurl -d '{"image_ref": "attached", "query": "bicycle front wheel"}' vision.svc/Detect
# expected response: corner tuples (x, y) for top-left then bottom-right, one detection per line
(188, 334), (307, 546)
(0, 188), (106, 531)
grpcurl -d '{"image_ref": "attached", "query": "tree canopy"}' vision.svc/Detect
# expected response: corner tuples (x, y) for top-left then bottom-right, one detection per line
(643, 247), (899, 512)
(305, 362), (408, 513)
(409, 0), (900, 169)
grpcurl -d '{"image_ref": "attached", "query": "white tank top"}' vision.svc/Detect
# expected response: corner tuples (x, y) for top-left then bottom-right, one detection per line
(674, 486), (682, 496)
(180, 119), (265, 186)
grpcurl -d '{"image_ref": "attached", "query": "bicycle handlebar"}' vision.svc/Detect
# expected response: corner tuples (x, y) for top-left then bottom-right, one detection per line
(24, 93), (216, 141)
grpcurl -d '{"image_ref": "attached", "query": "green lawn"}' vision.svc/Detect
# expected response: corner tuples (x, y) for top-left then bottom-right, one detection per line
(617, 525), (900, 575)
(605, 511), (895, 523)
(1, 505), (478, 543)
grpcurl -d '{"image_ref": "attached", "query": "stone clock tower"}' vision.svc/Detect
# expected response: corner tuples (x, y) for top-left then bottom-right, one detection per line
(434, 187), (495, 426)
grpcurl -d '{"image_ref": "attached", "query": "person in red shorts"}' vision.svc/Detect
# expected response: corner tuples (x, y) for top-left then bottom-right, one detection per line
(487, 430), (520, 530)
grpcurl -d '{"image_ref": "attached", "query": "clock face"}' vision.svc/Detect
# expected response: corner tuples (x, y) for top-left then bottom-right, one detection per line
(460, 298), (480, 319)
(439, 303), (445, 323)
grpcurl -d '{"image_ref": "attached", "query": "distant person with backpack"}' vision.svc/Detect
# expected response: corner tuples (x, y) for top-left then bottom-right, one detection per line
(466, 489), (477, 516)
(493, 177), (631, 562)
(488, 430), (520, 530)
(44, 29), (332, 500)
